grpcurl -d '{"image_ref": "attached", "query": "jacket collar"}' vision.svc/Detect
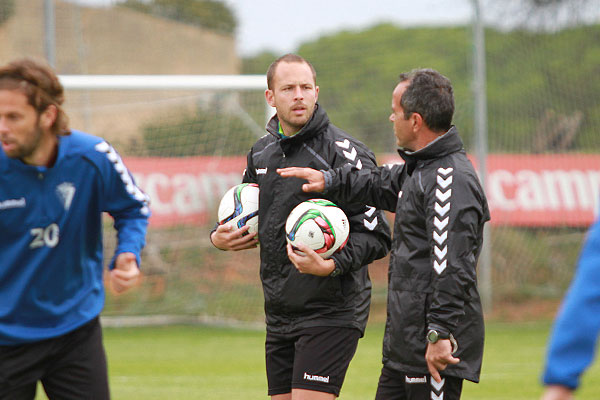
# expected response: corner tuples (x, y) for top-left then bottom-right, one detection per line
(266, 103), (329, 152)
(397, 126), (463, 173)
(397, 126), (463, 161)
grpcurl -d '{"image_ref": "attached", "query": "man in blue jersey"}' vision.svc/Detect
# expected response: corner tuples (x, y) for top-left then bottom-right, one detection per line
(0, 58), (150, 399)
(540, 214), (600, 400)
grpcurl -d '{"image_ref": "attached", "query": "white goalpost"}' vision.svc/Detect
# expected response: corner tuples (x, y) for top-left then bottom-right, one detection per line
(59, 74), (272, 127)
(59, 74), (266, 90)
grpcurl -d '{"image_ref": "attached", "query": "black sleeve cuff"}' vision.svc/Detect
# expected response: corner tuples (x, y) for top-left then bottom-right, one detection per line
(209, 222), (224, 250)
(329, 255), (344, 276)
(427, 323), (451, 337)
(321, 169), (333, 193)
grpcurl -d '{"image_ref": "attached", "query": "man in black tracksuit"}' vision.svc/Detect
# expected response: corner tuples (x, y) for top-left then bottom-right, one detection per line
(211, 54), (391, 399)
(279, 69), (490, 400)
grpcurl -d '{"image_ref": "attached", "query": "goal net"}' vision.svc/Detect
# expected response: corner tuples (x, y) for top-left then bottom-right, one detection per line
(61, 74), (271, 326)
(61, 10), (600, 325)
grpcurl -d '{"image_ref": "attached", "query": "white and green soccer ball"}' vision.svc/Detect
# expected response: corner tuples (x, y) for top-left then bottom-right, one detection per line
(285, 199), (349, 259)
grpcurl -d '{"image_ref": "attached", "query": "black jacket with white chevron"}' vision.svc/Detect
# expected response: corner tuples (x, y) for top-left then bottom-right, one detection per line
(323, 126), (490, 382)
(242, 104), (391, 335)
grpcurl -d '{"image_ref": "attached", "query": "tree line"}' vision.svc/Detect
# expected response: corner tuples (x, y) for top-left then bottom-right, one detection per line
(243, 23), (600, 154)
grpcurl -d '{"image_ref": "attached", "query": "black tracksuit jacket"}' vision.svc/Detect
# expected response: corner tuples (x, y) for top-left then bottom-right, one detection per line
(323, 126), (490, 382)
(242, 104), (391, 335)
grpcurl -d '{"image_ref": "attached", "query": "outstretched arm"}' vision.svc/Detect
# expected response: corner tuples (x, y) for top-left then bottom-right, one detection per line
(277, 167), (325, 193)
(281, 142), (393, 276)
(279, 163), (403, 213)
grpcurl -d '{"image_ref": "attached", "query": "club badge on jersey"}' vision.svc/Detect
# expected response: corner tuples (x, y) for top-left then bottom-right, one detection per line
(55, 182), (76, 211)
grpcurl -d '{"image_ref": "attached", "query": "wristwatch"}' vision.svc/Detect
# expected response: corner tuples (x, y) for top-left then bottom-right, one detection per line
(329, 266), (342, 277)
(426, 329), (449, 344)
(427, 329), (459, 354)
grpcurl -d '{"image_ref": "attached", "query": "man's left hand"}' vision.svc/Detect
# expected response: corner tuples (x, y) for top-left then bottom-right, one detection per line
(110, 252), (141, 294)
(540, 385), (574, 400)
(287, 243), (335, 276)
(426, 340), (460, 383)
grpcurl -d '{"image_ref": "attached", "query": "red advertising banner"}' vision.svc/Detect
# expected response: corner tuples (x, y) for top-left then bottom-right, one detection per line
(380, 154), (600, 227)
(485, 154), (599, 226)
(126, 156), (246, 227)
(125, 154), (600, 228)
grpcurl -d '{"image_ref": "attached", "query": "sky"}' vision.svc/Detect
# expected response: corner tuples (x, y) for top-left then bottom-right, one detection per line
(222, 0), (473, 56)
(70, 0), (473, 56)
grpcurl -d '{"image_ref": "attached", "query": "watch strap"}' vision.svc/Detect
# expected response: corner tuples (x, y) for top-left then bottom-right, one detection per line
(329, 259), (342, 277)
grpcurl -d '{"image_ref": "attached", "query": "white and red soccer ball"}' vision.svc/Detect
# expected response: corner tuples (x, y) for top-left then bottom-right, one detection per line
(285, 199), (349, 259)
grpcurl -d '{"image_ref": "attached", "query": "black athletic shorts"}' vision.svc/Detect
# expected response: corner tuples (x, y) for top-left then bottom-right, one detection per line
(265, 326), (361, 396)
(0, 316), (109, 400)
(375, 365), (463, 400)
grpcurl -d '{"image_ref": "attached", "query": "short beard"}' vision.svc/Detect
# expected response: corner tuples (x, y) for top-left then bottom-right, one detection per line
(14, 121), (44, 161)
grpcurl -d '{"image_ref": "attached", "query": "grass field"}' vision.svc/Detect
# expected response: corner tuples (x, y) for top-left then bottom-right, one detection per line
(33, 320), (600, 399)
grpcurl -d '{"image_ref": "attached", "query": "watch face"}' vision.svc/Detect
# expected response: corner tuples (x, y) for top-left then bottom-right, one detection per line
(427, 330), (439, 343)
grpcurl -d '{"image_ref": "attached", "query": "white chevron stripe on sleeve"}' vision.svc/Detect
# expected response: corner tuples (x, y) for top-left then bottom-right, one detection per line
(436, 188), (451, 203)
(434, 202), (450, 217)
(364, 217), (378, 231)
(434, 245), (447, 260)
(433, 260), (447, 275)
(433, 230), (447, 245)
(434, 216), (449, 231)
(335, 139), (350, 149)
(438, 167), (453, 176)
(343, 147), (357, 161)
(432, 168), (453, 277)
(437, 175), (453, 189)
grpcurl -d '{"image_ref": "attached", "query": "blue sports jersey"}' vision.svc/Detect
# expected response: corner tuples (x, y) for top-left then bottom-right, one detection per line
(0, 130), (150, 345)
(542, 214), (600, 389)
